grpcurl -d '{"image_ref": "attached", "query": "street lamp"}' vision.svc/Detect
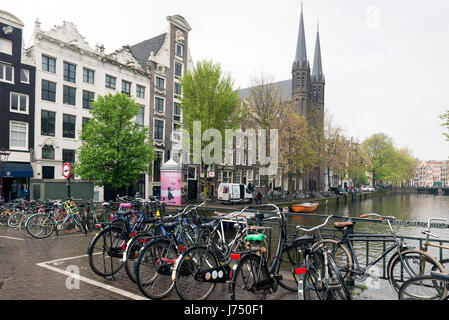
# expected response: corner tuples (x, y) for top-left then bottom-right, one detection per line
(0, 148), (11, 204)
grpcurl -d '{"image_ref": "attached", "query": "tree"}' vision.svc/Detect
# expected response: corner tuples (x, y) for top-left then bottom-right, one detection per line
(440, 111), (449, 143)
(179, 59), (241, 199)
(74, 93), (154, 197)
(361, 133), (395, 186)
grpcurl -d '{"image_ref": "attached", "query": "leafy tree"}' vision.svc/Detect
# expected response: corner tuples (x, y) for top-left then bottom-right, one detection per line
(361, 133), (395, 186)
(179, 59), (241, 199)
(74, 93), (154, 196)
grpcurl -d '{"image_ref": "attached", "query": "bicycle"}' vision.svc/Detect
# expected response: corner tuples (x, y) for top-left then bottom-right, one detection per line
(227, 204), (289, 300)
(293, 216), (351, 300)
(25, 199), (87, 239)
(418, 217), (449, 271)
(310, 213), (447, 294)
(398, 271), (449, 300)
(171, 208), (271, 300)
(133, 206), (205, 300)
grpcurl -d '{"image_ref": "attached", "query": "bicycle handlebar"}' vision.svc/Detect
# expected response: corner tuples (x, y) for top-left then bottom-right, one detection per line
(360, 213), (396, 221)
(296, 215), (334, 233)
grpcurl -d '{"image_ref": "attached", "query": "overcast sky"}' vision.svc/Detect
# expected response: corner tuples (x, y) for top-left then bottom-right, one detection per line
(4, 0), (449, 161)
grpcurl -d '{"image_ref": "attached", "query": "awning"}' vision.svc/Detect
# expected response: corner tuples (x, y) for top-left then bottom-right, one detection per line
(1, 163), (33, 178)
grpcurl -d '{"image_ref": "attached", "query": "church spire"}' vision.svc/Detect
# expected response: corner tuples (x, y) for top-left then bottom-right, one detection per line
(293, 3), (308, 70)
(312, 24), (325, 83)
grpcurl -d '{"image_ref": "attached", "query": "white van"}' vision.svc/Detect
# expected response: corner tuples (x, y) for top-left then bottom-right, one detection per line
(218, 183), (253, 204)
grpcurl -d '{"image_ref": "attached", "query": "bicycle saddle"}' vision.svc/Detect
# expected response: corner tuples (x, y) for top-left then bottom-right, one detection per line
(120, 203), (133, 209)
(333, 221), (355, 230)
(200, 220), (219, 230)
(162, 222), (178, 231)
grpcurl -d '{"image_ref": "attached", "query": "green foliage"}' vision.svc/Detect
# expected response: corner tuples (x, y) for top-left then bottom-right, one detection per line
(74, 93), (154, 189)
(179, 59), (242, 156)
(440, 111), (449, 143)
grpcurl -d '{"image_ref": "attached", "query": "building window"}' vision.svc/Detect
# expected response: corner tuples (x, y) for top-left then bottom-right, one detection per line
(154, 119), (164, 141)
(82, 90), (95, 109)
(0, 38), (12, 55)
(42, 166), (55, 180)
(42, 55), (56, 73)
(63, 62), (76, 83)
(82, 117), (90, 128)
(136, 85), (145, 98)
(42, 145), (55, 160)
(174, 63), (182, 78)
(63, 86), (76, 106)
(63, 114), (76, 139)
(41, 80), (56, 102)
(20, 69), (30, 84)
(136, 106), (144, 126)
(10, 121), (27, 150)
(155, 97), (165, 113)
(10, 93), (28, 113)
(175, 43), (184, 56)
(174, 82), (182, 97)
(83, 68), (95, 84)
(105, 74), (116, 89)
(174, 103), (181, 122)
(41, 110), (56, 137)
(155, 76), (165, 89)
(63, 149), (76, 164)
(0, 63), (14, 83)
(153, 151), (163, 182)
(122, 80), (131, 96)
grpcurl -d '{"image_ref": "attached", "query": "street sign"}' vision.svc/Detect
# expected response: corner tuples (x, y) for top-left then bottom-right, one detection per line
(63, 163), (71, 179)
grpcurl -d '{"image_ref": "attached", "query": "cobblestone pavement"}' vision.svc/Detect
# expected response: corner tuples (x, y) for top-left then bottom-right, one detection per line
(0, 225), (394, 300)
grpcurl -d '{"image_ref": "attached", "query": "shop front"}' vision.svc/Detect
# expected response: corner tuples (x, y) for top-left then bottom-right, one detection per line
(1, 162), (33, 201)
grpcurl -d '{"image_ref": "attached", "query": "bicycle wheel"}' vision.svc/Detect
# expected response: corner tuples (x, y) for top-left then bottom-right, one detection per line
(135, 238), (178, 300)
(229, 253), (270, 300)
(311, 239), (353, 280)
(326, 254), (351, 300)
(398, 275), (449, 300)
(174, 246), (218, 300)
(88, 226), (129, 277)
(8, 211), (25, 228)
(124, 232), (154, 283)
(387, 249), (447, 294)
(277, 244), (303, 292)
(302, 265), (322, 300)
(26, 214), (55, 239)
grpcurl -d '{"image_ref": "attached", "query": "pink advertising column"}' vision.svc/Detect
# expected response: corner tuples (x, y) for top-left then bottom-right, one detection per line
(160, 159), (182, 206)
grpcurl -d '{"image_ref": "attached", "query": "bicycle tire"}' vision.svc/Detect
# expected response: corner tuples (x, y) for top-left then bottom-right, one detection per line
(7, 211), (24, 228)
(174, 246), (219, 300)
(311, 239), (353, 280)
(326, 254), (351, 300)
(124, 232), (154, 283)
(229, 253), (270, 300)
(26, 214), (55, 239)
(134, 238), (178, 300)
(302, 265), (322, 300)
(88, 226), (129, 277)
(277, 244), (302, 292)
(398, 274), (449, 300)
(387, 249), (447, 294)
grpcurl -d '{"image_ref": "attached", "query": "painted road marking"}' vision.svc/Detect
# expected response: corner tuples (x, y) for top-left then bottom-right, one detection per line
(37, 254), (147, 301)
(0, 236), (25, 241)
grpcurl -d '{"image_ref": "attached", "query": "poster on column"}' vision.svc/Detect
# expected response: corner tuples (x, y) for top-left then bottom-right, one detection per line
(161, 171), (182, 206)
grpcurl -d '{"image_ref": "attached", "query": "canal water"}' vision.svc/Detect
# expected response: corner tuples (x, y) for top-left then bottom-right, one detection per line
(289, 192), (449, 239)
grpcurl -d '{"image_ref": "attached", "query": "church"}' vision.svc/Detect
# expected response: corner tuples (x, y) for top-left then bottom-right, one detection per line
(239, 5), (326, 192)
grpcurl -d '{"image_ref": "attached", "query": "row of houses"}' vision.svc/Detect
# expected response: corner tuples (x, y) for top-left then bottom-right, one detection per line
(413, 160), (449, 188)
(0, 10), (198, 202)
(0, 6), (330, 203)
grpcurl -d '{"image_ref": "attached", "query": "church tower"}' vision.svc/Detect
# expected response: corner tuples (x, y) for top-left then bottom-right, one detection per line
(311, 24), (325, 114)
(292, 4), (310, 117)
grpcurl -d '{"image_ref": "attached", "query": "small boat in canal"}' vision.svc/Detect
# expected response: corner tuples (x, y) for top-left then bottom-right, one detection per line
(290, 201), (319, 213)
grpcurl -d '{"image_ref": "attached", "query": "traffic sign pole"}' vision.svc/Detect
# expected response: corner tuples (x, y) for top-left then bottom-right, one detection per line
(63, 163), (71, 200)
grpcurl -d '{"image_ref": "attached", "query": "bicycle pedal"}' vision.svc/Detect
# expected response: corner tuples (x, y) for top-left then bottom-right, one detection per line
(273, 274), (283, 281)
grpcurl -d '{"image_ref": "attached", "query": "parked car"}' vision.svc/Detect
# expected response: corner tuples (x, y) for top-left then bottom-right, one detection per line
(330, 187), (348, 196)
(218, 183), (253, 204)
(362, 186), (375, 192)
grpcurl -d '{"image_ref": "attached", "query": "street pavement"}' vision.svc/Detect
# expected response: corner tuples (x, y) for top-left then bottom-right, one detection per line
(0, 225), (394, 300)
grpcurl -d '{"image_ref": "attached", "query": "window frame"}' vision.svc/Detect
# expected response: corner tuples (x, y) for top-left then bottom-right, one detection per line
(155, 76), (165, 90)
(41, 145), (55, 160)
(175, 42), (184, 56)
(63, 61), (77, 83)
(10, 92), (29, 114)
(41, 110), (56, 137)
(122, 80), (131, 96)
(63, 85), (77, 106)
(42, 55), (56, 73)
(105, 74), (116, 89)
(0, 62), (14, 84)
(20, 68), (30, 84)
(41, 79), (56, 102)
(42, 166), (55, 180)
(9, 121), (28, 151)
(83, 68), (95, 84)
(136, 84), (145, 98)
(62, 114), (76, 139)
(154, 96), (165, 113)
(153, 119), (165, 141)
(82, 90), (95, 109)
